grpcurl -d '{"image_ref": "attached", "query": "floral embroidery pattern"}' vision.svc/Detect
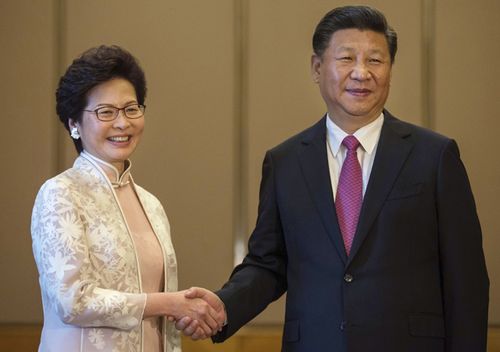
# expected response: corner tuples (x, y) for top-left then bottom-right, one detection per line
(88, 329), (105, 349)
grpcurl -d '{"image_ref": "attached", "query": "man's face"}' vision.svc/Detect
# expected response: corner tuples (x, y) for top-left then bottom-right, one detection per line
(311, 29), (392, 132)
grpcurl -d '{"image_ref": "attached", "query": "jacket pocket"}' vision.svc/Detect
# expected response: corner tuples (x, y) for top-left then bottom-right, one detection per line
(387, 182), (424, 200)
(283, 319), (300, 342)
(408, 314), (445, 338)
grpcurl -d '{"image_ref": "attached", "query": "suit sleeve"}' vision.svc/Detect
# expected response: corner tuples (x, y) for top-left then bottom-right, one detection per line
(213, 151), (288, 342)
(30, 179), (147, 330)
(436, 139), (489, 351)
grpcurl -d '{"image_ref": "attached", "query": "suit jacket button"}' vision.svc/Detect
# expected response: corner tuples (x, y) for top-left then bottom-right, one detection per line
(340, 321), (346, 331)
(344, 273), (353, 283)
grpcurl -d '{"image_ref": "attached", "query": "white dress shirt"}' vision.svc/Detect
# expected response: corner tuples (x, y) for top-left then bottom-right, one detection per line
(326, 112), (384, 200)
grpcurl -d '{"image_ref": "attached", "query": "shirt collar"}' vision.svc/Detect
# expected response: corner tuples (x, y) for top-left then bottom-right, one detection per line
(326, 112), (384, 157)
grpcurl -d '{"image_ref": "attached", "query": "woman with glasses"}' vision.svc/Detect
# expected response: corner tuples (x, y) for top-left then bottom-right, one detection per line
(30, 45), (224, 352)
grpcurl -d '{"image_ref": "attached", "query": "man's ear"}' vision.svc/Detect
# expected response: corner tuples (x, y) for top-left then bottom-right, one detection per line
(311, 54), (322, 83)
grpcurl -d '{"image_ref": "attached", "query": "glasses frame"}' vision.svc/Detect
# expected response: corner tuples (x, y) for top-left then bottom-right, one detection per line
(83, 104), (146, 122)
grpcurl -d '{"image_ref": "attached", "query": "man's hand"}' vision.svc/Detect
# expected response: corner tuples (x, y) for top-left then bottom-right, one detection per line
(174, 287), (227, 340)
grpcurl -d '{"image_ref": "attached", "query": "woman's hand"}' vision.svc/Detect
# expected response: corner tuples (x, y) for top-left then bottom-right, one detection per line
(173, 287), (227, 340)
(144, 290), (223, 339)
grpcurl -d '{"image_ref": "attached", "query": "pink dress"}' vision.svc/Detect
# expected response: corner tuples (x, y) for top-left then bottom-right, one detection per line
(111, 165), (166, 352)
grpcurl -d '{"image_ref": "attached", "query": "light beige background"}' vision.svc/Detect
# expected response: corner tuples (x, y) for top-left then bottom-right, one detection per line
(0, 0), (498, 327)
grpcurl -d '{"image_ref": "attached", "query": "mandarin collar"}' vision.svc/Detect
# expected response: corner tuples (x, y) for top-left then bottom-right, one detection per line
(81, 150), (132, 188)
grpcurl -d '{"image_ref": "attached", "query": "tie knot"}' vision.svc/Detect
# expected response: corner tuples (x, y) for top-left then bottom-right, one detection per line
(342, 135), (360, 151)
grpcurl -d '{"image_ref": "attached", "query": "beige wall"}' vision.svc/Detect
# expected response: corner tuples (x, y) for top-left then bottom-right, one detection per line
(0, 0), (498, 328)
(0, 0), (57, 322)
(60, 0), (238, 299)
(434, 0), (500, 322)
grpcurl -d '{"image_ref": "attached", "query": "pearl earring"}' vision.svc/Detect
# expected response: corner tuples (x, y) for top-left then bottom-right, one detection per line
(70, 127), (80, 140)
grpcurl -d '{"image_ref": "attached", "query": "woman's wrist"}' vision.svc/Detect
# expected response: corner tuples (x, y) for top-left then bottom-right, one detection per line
(144, 292), (175, 318)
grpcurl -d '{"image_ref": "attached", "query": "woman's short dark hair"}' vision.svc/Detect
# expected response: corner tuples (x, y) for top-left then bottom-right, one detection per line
(312, 5), (398, 63)
(56, 45), (147, 153)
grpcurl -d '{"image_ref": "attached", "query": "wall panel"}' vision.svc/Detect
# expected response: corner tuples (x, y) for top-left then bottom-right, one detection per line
(435, 0), (500, 323)
(62, 0), (237, 291)
(0, 0), (57, 322)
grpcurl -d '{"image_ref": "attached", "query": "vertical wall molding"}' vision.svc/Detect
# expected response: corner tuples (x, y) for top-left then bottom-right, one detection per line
(233, 0), (249, 266)
(54, 0), (66, 173)
(422, 0), (435, 129)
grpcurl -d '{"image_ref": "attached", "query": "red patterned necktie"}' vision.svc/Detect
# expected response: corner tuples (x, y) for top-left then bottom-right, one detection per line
(335, 135), (362, 256)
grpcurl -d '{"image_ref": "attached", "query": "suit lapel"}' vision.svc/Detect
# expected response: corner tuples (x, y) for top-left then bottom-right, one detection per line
(347, 112), (414, 265)
(297, 117), (348, 264)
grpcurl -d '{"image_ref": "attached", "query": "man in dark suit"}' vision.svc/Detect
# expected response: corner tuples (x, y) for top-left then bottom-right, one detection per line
(177, 5), (489, 351)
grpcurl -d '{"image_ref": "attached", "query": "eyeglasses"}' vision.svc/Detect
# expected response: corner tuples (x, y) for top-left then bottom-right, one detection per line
(83, 104), (146, 122)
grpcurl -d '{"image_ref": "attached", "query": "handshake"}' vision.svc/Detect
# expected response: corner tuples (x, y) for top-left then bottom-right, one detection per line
(166, 287), (227, 340)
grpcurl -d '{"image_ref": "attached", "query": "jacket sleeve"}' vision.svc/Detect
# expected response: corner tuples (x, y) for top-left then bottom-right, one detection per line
(436, 139), (489, 351)
(31, 179), (146, 330)
(213, 151), (288, 342)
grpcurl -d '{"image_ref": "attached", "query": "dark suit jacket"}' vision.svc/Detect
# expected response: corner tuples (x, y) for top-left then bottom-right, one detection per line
(214, 111), (489, 352)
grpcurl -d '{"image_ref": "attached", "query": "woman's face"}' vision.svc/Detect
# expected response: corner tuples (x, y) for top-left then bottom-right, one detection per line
(69, 78), (145, 172)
